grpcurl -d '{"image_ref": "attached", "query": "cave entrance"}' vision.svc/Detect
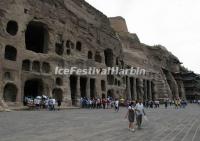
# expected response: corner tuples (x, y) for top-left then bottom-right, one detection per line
(3, 83), (17, 102)
(4, 45), (17, 61)
(70, 75), (77, 106)
(90, 78), (96, 98)
(107, 89), (114, 99)
(24, 79), (43, 99)
(52, 88), (63, 102)
(25, 22), (48, 53)
(104, 48), (114, 67)
(80, 77), (87, 98)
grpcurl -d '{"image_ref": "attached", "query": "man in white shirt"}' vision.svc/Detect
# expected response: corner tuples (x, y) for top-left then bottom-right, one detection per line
(115, 99), (119, 112)
(135, 100), (146, 129)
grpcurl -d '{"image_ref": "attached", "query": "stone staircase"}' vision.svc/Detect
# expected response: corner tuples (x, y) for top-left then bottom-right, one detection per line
(154, 71), (172, 99)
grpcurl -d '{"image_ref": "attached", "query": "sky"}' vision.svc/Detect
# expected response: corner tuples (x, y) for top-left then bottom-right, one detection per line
(85, 0), (200, 73)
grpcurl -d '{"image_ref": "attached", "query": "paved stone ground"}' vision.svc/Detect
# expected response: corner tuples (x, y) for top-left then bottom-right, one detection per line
(0, 104), (200, 141)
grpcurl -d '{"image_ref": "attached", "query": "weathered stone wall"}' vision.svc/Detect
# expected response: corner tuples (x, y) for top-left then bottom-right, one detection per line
(0, 0), (124, 109)
(0, 0), (188, 110)
(109, 17), (129, 33)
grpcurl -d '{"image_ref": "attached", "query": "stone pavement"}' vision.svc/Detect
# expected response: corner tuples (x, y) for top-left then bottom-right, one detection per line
(0, 104), (200, 141)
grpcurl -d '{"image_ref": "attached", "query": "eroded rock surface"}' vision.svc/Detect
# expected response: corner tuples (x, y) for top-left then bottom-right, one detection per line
(0, 0), (198, 110)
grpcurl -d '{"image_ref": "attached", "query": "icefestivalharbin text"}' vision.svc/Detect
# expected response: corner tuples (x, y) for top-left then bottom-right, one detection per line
(55, 66), (146, 76)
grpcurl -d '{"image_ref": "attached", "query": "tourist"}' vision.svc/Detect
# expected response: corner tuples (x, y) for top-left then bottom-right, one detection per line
(106, 97), (110, 109)
(81, 97), (88, 108)
(145, 100), (149, 108)
(80, 97), (83, 108)
(181, 99), (187, 108)
(102, 98), (106, 109)
(57, 99), (62, 110)
(48, 97), (52, 110)
(154, 100), (159, 108)
(52, 98), (56, 110)
(198, 100), (200, 105)
(125, 102), (135, 132)
(114, 99), (119, 112)
(97, 98), (101, 109)
(41, 97), (46, 109)
(48, 97), (55, 111)
(86, 98), (89, 108)
(169, 100), (173, 106)
(149, 100), (153, 108)
(157, 100), (160, 108)
(45, 98), (49, 110)
(83, 97), (88, 108)
(23, 97), (28, 106)
(92, 98), (96, 109)
(111, 99), (114, 108)
(34, 98), (41, 110)
(27, 98), (34, 110)
(175, 99), (179, 109)
(99, 98), (102, 109)
(164, 99), (168, 109)
(135, 100), (146, 129)
(89, 98), (92, 109)
(178, 99), (182, 108)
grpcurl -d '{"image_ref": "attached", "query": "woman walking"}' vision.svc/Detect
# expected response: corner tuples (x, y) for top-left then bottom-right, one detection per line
(125, 102), (135, 132)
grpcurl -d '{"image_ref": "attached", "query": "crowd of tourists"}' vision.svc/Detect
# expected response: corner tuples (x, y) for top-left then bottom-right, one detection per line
(23, 93), (192, 112)
(80, 97), (119, 112)
(23, 96), (62, 110)
(22, 93), (198, 135)
(143, 100), (160, 108)
(190, 99), (200, 105)
(141, 99), (188, 109)
(163, 98), (188, 109)
(80, 97), (190, 111)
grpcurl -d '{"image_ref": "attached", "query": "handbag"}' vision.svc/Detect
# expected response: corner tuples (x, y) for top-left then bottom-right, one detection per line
(143, 115), (148, 121)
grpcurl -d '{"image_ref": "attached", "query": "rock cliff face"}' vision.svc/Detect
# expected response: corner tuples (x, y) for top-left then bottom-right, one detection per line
(110, 17), (186, 101)
(0, 0), (124, 110)
(0, 0), (190, 110)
